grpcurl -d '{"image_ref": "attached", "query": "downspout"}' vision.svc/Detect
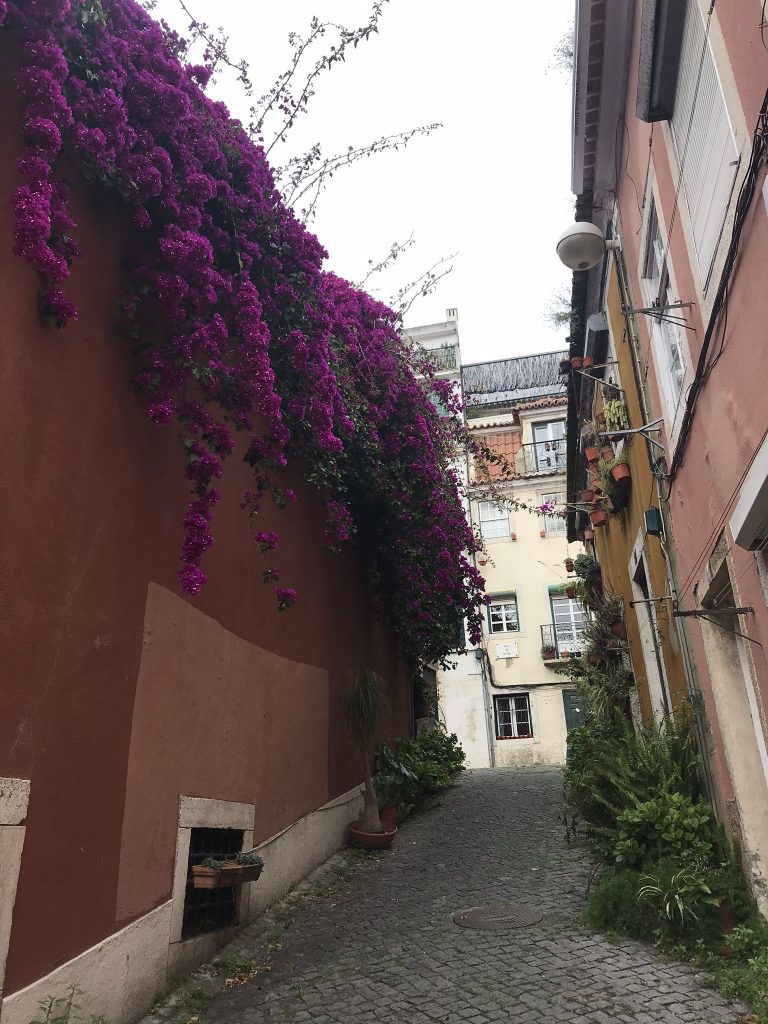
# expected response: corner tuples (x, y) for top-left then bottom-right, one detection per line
(478, 647), (496, 768)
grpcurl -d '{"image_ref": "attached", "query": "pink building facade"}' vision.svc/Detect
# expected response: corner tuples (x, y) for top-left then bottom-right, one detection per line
(568, 0), (768, 907)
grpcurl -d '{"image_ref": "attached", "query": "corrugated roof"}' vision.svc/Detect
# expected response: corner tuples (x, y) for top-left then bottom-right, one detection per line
(462, 351), (568, 407)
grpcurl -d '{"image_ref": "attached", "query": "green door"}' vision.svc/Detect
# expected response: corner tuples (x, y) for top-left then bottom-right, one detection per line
(562, 690), (586, 733)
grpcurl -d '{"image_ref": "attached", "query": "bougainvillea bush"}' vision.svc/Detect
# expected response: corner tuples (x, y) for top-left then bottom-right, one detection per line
(1, 0), (487, 666)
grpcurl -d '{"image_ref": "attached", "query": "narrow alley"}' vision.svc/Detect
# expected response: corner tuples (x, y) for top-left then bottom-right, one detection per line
(149, 771), (748, 1024)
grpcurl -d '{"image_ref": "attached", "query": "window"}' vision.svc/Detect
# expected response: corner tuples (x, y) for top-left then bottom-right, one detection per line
(641, 199), (687, 421)
(478, 500), (508, 539)
(670, 0), (739, 284)
(541, 491), (566, 534)
(488, 596), (519, 633)
(494, 694), (532, 739)
(183, 827), (244, 938)
(551, 595), (587, 654)
(532, 420), (566, 472)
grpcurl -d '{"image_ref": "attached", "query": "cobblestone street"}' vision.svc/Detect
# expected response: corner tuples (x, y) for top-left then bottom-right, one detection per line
(173, 769), (749, 1024)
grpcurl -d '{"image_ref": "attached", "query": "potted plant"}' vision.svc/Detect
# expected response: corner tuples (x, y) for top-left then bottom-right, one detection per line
(599, 445), (615, 462)
(564, 557), (574, 573)
(583, 528), (594, 541)
(374, 743), (420, 826)
(579, 489), (595, 503)
(541, 643), (557, 660)
(603, 397), (629, 440)
(570, 355), (583, 370)
(582, 355), (594, 370)
(559, 357), (571, 374)
(565, 584), (577, 599)
(236, 851), (264, 883)
(191, 857), (243, 889)
(346, 670), (397, 849)
(590, 507), (608, 528)
(610, 449), (632, 488)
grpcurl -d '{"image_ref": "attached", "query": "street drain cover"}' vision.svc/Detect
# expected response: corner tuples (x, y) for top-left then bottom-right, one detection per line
(453, 903), (544, 930)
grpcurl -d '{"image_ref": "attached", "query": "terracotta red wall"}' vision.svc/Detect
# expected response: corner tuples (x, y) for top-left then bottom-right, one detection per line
(0, 40), (410, 992)
(614, 2), (768, 799)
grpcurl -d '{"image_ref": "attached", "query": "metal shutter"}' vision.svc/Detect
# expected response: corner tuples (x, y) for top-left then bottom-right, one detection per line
(670, 0), (739, 284)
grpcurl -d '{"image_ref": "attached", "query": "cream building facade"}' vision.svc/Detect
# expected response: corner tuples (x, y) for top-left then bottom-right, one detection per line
(440, 351), (587, 768)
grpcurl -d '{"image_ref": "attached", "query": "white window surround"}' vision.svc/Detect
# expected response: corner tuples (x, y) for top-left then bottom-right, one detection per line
(638, 187), (693, 447)
(669, 0), (739, 288)
(170, 796), (255, 945)
(493, 693), (533, 740)
(541, 491), (566, 533)
(477, 500), (509, 540)
(730, 434), (768, 552)
(488, 597), (519, 634)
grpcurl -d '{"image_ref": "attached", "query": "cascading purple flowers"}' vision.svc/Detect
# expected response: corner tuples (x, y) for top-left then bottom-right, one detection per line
(2, 0), (487, 666)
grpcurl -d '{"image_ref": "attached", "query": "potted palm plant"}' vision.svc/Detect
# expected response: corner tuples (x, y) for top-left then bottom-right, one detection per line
(346, 670), (397, 849)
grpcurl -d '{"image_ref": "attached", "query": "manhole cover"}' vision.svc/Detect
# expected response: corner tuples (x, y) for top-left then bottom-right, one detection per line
(452, 903), (544, 930)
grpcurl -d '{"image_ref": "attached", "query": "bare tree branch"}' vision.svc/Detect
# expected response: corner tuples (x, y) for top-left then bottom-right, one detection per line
(391, 253), (457, 321)
(355, 233), (416, 290)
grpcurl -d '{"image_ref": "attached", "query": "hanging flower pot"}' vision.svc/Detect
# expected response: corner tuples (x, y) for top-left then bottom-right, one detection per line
(191, 862), (243, 890)
(583, 529), (595, 541)
(600, 446), (615, 462)
(564, 557), (574, 572)
(590, 508), (608, 528)
(560, 650), (571, 660)
(610, 463), (631, 487)
(584, 446), (599, 464)
(570, 356), (583, 370)
(610, 622), (627, 640)
(582, 355), (594, 370)
(580, 490), (595, 503)
(559, 358), (572, 373)
(565, 586), (576, 599)
(596, 412), (606, 426)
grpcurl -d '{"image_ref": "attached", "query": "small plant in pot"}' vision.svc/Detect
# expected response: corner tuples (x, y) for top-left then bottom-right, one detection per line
(541, 643), (557, 660)
(236, 850), (265, 883)
(192, 857), (243, 889)
(374, 742), (420, 826)
(564, 557), (574, 573)
(609, 448), (632, 488)
(346, 670), (397, 849)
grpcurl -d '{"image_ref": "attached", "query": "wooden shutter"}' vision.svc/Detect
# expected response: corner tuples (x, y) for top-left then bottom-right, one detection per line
(670, 0), (738, 284)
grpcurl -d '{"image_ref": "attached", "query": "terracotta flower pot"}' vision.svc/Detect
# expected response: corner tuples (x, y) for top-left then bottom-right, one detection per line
(570, 356), (583, 370)
(191, 863), (242, 889)
(239, 862), (264, 883)
(600, 446), (615, 462)
(596, 412), (606, 426)
(610, 463), (631, 487)
(560, 651), (570, 660)
(379, 803), (398, 829)
(539, 529), (546, 537)
(580, 489), (595, 503)
(565, 586), (576, 599)
(542, 648), (557, 660)
(564, 558), (574, 572)
(590, 508), (608, 528)
(348, 820), (397, 850)
(582, 355), (594, 370)
(583, 529), (595, 541)
(610, 622), (627, 640)
(559, 359), (571, 373)
(584, 446), (599, 464)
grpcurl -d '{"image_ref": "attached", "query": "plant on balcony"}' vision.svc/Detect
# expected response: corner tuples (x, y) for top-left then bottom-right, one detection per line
(541, 642), (558, 660)
(599, 594), (628, 640)
(603, 398), (629, 438)
(609, 448), (632, 488)
(581, 419), (602, 464)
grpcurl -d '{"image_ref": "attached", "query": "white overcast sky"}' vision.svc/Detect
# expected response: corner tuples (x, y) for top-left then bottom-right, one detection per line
(154, 0), (575, 364)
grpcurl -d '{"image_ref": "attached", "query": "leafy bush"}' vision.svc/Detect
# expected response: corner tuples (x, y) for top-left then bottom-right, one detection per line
(374, 743), (421, 811)
(564, 715), (701, 861)
(637, 860), (720, 940)
(583, 867), (658, 940)
(614, 793), (714, 869)
(396, 727), (466, 794)
(573, 553), (601, 581)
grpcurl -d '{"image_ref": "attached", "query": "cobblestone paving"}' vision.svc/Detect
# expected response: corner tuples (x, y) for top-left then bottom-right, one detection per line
(181, 769), (750, 1024)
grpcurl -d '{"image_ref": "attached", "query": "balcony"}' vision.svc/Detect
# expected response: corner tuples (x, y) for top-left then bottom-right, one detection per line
(517, 439), (567, 476)
(540, 623), (586, 662)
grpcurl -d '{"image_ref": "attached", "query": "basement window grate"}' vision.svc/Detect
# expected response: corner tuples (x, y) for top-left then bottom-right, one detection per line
(182, 827), (244, 939)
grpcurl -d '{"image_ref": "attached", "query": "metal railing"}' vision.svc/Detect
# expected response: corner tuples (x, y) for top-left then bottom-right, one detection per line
(517, 439), (567, 475)
(540, 623), (586, 659)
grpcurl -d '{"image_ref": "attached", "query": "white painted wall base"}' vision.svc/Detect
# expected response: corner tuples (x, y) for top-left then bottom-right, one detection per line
(1, 786), (364, 1024)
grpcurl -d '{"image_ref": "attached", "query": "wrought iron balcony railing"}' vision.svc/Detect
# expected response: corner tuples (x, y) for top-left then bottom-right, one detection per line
(517, 439), (567, 475)
(540, 623), (586, 660)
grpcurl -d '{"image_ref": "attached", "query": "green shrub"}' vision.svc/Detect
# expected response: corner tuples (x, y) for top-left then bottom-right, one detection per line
(564, 715), (702, 862)
(396, 727), (466, 794)
(374, 743), (421, 811)
(637, 859), (720, 942)
(584, 867), (657, 940)
(614, 793), (714, 869)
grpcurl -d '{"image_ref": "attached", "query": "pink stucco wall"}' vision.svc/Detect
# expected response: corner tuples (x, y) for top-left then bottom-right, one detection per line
(615, 1), (768, 805)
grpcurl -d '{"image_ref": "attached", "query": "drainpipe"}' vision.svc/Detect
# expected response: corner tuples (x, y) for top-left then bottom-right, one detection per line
(477, 647), (496, 768)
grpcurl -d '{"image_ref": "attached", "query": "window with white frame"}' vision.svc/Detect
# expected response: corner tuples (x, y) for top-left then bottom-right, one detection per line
(532, 420), (566, 472)
(541, 491), (566, 533)
(478, 500), (508, 539)
(641, 199), (687, 423)
(551, 595), (587, 654)
(494, 693), (532, 739)
(488, 596), (519, 633)
(670, 0), (739, 285)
